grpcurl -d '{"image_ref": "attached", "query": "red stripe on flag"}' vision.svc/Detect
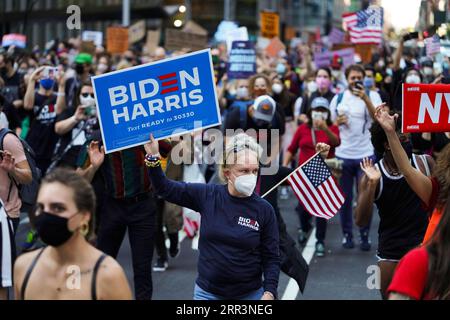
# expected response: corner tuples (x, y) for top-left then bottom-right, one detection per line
(288, 175), (320, 217)
(298, 171), (333, 219)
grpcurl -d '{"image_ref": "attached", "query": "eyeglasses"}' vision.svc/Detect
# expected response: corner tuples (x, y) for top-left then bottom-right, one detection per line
(81, 93), (95, 98)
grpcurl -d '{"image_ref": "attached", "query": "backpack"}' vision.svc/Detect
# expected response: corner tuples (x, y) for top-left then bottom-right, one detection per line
(335, 89), (371, 134)
(0, 128), (42, 211)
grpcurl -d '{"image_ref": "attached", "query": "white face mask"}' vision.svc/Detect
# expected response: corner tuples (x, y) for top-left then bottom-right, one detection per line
(422, 67), (433, 76)
(236, 87), (249, 99)
(405, 74), (421, 84)
(311, 111), (325, 121)
(307, 81), (318, 93)
(232, 173), (257, 197)
(97, 63), (108, 73)
(80, 94), (96, 107)
(272, 83), (283, 94)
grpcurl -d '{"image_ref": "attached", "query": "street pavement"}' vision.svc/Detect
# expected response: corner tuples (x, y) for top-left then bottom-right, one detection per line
(116, 188), (382, 300)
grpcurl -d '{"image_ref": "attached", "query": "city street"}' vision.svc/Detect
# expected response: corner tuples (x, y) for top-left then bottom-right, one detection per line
(117, 189), (381, 300)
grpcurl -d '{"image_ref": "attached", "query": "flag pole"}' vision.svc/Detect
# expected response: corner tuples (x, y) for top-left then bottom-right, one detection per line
(261, 151), (320, 199)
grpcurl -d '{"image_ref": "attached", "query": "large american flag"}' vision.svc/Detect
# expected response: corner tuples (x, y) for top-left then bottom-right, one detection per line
(342, 6), (384, 44)
(425, 34), (441, 57)
(288, 154), (345, 220)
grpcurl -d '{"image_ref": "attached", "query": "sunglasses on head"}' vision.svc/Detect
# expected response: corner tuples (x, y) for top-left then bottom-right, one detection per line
(81, 93), (95, 98)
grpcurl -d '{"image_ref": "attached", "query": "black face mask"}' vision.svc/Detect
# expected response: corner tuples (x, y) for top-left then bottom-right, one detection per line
(34, 211), (78, 247)
(75, 63), (85, 75)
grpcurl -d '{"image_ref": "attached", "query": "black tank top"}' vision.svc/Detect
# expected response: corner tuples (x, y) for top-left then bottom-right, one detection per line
(20, 247), (108, 300)
(374, 154), (430, 260)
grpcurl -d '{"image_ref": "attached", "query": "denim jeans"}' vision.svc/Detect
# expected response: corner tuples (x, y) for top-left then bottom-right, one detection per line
(193, 284), (264, 300)
(96, 194), (156, 300)
(336, 156), (375, 238)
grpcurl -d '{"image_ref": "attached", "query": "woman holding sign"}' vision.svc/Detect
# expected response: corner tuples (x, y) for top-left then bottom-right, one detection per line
(145, 133), (279, 300)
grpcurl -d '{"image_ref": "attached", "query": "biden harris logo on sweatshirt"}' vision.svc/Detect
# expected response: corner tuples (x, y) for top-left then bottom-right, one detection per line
(238, 216), (260, 231)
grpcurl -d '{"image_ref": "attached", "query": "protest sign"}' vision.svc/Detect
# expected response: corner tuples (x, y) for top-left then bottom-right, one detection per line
(165, 29), (208, 52)
(128, 20), (146, 44)
(314, 48), (355, 69)
(402, 83), (450, 133)
(260, 11), (279, 39)
(227, 41), (256, 79)
(265, 37), (286, 58)
(145, 30), (161, 55)
(182, 21), (208, 36)
(2, 34), (26, 48)
(80, 41), (96, 56)
(92, 49), (221, 153)
(107, 26), (129, 54)
(225, 27), (249, 52)
(284, 26), (296, 41)
(82, 31), (103, 47)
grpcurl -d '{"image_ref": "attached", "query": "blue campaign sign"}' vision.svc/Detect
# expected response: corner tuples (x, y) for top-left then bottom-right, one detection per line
(227, 41), (256, 79)
(92, 49), (221, 153)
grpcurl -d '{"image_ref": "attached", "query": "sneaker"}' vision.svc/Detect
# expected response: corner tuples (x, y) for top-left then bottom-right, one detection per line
(280, 187), (289, 200)
(153, 258), (168, 272)
(342, 233), (355, 249)
(360, 232), (371, 251)
(298, 230), (308, 247)
(315, 242), (325, 257)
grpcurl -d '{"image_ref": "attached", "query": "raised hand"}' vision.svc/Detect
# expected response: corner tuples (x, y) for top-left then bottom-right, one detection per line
(360, 157), (381, 183)
(315, 142), (330, 159)
(88, 141), (105, 170)
(375, 104), (397, 133)
(144, 134), (160, 156)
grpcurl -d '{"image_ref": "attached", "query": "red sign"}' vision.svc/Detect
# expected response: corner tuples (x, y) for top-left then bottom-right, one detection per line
(402, 83), (450, 133)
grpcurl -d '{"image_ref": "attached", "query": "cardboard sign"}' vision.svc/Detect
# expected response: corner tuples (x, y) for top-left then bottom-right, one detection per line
(284, 26), (297, 41)
(165, 29), (208, 52)
(182, 21), (208, 36)
(227, 41), (256, 79)
(265, 37), (286, 58)
(314, 48), (355, 69)
(80, 41), (96, 56)
(146, 30), (161, 56)
(225, 27), (249, 52)
(402, 83), (450, 133)
(332, 43), (373, 64)
(2, 34), (26, 48)
(92, 49), (221, 153)
(128, 20), (146, 44)
(260, 11), (279, 39)
(107, 27), (129, 54)
(82, 31), (103, 47)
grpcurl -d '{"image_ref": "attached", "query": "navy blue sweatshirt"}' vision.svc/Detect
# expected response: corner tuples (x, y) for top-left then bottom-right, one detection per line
(148, 165), (280, 298)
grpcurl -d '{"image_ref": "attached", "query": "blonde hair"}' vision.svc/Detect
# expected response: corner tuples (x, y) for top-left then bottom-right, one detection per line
(218, 133), (263, 183)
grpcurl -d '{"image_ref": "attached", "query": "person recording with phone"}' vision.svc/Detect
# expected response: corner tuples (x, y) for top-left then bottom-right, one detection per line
(54, 80), (99, 169)
(329, 64), (382, 251)
(283, 97), (340, 256)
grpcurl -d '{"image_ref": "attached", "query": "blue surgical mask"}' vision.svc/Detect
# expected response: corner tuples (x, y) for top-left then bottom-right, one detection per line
(363, 77), (374, 88)
(276, 63), (286, 75)
(40, 78), (55, 90)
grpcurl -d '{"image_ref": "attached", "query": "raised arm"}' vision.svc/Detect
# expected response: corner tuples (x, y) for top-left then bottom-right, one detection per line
(393, 38), (404, 71)
(145, 134), (208, 212)
(355, 158), (380, 227)
(375, 108), (433, 205)
(23, 67), (44, 110)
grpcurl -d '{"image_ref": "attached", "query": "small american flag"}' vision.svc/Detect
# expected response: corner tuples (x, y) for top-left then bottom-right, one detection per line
(328, 27), (345, 45)
(288, 154), (345, 220)
(425, 34), (441, 57)
(343, 6), (383, 44)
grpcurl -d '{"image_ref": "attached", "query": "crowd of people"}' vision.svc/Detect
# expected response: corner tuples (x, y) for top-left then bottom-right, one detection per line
(0, 30), (449, 300)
